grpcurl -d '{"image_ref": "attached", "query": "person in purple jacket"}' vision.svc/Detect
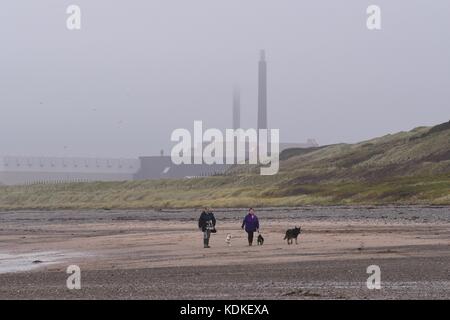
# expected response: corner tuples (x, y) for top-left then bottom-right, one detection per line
(241, 208), (259, 246)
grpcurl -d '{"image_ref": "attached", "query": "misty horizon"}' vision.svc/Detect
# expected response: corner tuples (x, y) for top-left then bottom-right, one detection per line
(1, 0), (449, 158)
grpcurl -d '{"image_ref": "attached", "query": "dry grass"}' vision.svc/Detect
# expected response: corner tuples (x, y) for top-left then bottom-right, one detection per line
(0, 121), (449, 210)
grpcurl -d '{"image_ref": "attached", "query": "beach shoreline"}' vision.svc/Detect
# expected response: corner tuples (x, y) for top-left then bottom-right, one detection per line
(1, 207), (449, 299)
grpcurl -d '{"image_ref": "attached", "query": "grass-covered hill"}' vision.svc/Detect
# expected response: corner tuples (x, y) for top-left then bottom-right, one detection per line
(0, 121), (449, 210)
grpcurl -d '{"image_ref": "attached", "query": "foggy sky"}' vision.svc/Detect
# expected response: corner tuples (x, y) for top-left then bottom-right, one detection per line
(0, 0), (449, 158)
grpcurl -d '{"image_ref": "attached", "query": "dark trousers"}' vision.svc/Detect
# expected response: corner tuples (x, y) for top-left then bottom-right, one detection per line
(247, 231), (254, 245)
(203, 230), (211, 247)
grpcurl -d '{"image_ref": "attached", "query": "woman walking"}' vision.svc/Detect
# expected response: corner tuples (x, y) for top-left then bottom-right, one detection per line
(241, 208), (259, 246)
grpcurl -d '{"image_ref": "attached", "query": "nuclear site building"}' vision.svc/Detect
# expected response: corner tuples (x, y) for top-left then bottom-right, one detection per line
(0, 51), (318, 185)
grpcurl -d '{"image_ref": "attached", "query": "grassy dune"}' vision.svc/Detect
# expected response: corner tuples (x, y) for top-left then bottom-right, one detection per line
(0, 121), (449, 210)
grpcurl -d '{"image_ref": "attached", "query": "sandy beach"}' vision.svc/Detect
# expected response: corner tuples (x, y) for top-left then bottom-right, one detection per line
(0, 206), (449, 299)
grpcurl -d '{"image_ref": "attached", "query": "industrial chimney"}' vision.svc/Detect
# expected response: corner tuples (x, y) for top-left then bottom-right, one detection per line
(257, 50), (267, 131)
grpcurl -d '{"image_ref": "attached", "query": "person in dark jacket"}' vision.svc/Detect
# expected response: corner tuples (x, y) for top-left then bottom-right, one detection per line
(198, 207), (216, 248)
(241, 208), (259, 246)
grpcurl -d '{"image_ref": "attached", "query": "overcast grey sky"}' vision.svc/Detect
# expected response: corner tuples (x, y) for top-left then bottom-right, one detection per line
(0, 0), (449, 158)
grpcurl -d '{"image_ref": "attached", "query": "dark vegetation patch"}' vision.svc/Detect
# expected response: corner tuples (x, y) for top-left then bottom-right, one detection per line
(279, 146), (325, 161)
(411, 120), (450, 140)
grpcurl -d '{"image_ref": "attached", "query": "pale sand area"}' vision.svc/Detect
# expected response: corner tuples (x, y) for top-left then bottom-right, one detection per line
(0, 207), (449, 299)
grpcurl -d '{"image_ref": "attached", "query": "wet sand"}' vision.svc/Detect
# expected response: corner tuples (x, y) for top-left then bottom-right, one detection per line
(0, 206), (449, 299)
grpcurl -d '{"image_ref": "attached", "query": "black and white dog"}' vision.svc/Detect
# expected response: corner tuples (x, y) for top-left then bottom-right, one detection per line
(284, 226), (301, 245)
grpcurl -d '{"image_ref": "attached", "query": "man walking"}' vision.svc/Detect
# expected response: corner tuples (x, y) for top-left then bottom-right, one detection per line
(198, 207), (216, 248)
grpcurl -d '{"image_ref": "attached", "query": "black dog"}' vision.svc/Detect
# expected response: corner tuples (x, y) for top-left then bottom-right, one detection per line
(257, 233), (264, 245)
(284, 227), (301, 245)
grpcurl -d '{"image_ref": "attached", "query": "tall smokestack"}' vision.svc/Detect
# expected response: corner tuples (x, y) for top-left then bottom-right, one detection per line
(232, 86), (241, 130)
(257, 50), (267, 131)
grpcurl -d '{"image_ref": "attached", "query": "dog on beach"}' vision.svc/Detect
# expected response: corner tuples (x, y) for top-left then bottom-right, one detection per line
(225, 233), (232, 246)
(257, 233), (264, 245)
(284, 226), (301, 245)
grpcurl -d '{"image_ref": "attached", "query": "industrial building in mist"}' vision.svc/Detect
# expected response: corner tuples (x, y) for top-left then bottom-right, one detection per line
(0, 51), (317, 185)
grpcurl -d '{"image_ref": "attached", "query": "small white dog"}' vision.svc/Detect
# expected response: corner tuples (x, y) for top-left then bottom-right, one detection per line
(225, 233), (232, 246)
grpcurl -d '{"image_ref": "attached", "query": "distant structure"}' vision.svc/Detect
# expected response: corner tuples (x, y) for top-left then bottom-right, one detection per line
(0, 156), (138, 185)
(257, 50), (267, 131)
(0, 51), (319, 186)
(232, 86), (241, 130)
(134, 156), (229, 181)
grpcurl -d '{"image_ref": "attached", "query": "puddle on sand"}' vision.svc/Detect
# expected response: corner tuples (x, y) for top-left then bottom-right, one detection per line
(0, 251), (84, 274)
